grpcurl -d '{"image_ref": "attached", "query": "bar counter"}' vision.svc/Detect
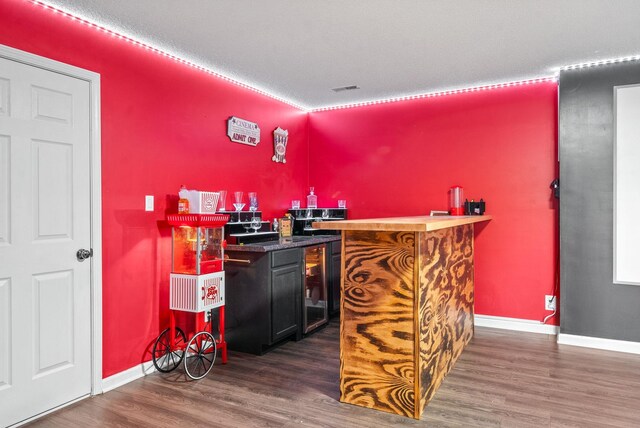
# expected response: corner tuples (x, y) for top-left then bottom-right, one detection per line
(313, 215), (491, 419)
(226, 235), (340, 253)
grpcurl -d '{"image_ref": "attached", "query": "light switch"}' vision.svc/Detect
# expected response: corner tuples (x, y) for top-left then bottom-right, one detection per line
(145, 195), (154, 211)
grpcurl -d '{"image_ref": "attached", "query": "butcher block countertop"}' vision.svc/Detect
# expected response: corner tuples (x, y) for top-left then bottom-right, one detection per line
(312, 215), (492, 232)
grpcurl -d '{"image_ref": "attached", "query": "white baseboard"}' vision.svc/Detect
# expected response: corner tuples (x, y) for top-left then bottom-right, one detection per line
(474, 314), (559, 335)
(101, 360), (156, 393)
(558, 333), (640, 355)
(474, 314), (640, 355)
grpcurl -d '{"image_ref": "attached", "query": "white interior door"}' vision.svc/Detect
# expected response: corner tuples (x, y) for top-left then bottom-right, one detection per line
(0, 56), (92, 427)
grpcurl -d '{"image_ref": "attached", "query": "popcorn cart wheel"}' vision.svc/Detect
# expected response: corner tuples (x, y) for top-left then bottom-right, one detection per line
(184, 331), (216, 380)
(152, 327), (186, 373)
(152, 213), (229, 380)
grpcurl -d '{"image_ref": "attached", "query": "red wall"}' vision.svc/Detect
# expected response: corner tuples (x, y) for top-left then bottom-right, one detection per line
(308, 83), (559, 323)
(2, 1), (559, 378)
(0, 0), (309, 377)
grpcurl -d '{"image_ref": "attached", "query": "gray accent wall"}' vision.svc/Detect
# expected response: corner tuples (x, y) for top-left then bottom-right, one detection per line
(559, 61), (640, 341)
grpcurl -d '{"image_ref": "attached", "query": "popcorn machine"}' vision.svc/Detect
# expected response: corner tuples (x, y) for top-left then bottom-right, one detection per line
(152, 212), (230, 380)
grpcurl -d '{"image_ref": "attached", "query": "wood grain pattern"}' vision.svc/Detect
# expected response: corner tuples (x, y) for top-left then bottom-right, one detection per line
(340, 230), (416, 418)
(313, 215), (491, 232)
(417, 224), (474, 418)
(339, 225), (476, 419)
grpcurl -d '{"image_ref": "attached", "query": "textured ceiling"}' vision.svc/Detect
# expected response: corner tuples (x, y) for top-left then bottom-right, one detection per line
(42, 0), (640, 110)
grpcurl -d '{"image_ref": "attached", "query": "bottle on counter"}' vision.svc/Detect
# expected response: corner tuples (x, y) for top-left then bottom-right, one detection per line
(272, 218), (279, 233)
(449, 185), (464, 216)
(307, 186), (317, 209)
(178, 185), (190, 214)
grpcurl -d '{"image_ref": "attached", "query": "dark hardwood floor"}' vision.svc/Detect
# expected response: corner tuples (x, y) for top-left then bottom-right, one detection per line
(26, 321), (640, 427)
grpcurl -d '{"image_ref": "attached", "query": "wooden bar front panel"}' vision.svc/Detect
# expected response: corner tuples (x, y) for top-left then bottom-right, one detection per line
(417, 224), (475, 416)
(339, 225), (475, 419)
(340, 230), (416, 418)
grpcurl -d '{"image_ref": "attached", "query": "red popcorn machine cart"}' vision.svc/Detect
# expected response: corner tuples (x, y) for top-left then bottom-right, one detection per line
(152, 213), (230, 380)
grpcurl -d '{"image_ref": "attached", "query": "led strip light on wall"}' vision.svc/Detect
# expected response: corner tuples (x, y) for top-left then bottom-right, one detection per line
(29, 0), (640, 112)
(311, 77), (558, 112)
(29, 0), (308, 111)
(326, 53), (640, 111)
(561, 54), (640, 71)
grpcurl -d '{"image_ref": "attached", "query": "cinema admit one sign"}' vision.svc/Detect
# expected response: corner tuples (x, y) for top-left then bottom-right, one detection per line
(227, 116), (260, 146)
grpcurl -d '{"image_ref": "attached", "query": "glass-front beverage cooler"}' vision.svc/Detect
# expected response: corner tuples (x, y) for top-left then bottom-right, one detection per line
(303, 245), (328, 333)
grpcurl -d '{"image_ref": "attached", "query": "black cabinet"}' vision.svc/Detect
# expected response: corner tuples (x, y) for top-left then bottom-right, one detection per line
(271, 263), (301, 342)
(224, 238), (341, 355)
(225, 248), (302, 355)
(328, 240), (342, 317)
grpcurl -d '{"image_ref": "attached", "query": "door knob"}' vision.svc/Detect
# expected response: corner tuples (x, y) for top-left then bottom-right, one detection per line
(76, 248), (93, 262)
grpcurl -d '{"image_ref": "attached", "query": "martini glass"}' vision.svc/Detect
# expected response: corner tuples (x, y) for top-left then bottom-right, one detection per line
(233, 192), (244, 223)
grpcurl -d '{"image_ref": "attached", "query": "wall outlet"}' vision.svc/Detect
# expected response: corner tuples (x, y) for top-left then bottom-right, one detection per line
(545, 295), (556, 311)
(145, 195), (154, 211)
